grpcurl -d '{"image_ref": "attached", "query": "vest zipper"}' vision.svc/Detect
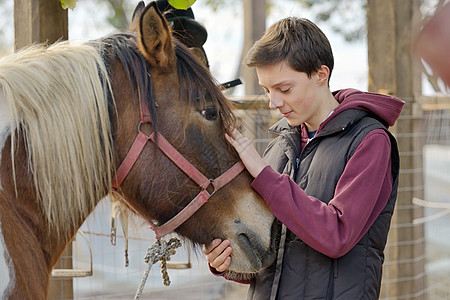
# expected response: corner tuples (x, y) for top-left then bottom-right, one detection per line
(293, 157), (301, 179)
(333, 259), (338, 278)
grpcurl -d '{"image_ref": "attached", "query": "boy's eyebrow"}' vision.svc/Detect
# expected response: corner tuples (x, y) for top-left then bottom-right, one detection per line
(259, 80), (293, 89)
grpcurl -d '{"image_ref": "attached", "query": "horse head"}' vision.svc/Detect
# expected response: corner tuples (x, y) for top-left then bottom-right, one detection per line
(110, 2), (276, 279)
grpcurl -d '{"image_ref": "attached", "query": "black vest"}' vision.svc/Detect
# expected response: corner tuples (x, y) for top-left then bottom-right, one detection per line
(247, 109), (400, 300)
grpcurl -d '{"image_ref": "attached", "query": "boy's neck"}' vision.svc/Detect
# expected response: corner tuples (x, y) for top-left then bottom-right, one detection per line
(305, 90), (339, 131)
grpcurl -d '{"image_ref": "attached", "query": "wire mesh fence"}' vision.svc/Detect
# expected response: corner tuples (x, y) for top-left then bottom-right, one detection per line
(415, 106), (450, 300)
(379, 97), (450, 300)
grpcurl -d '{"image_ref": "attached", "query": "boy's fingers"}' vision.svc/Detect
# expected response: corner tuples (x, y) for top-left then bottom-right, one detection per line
(211, 247), (232, 272)
(207, 240), (230, 258)
(203, 239), (221, 254)
(203, 239), (232, 266)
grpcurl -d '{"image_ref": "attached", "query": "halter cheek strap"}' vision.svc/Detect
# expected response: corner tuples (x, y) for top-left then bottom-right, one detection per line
(112, 59), (244, 239)
(112, 125), (244, 239)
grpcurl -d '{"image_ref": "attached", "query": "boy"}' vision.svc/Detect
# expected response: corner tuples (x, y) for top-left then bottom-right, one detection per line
(204, 17), (404, 299)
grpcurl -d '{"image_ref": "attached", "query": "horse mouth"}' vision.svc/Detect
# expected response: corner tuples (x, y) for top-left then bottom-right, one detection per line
(236, 221), (278, 271)
(237, 233), (264, 270)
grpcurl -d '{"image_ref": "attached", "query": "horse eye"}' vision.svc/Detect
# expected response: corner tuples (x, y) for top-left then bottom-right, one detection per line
(202, 107), (218, 121)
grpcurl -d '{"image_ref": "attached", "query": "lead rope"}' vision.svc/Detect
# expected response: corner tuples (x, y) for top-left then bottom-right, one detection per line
(134, 237), (182, 300)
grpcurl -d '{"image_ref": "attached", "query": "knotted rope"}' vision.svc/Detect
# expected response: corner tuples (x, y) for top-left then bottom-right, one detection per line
(134, 237), (182, 300)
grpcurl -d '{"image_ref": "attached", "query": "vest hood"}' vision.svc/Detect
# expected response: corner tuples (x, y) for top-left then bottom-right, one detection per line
(332, 88), (405, 127)
(268, 89), (405, 141)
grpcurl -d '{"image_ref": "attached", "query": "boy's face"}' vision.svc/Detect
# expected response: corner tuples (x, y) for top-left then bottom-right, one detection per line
(256, 61), (323, 128)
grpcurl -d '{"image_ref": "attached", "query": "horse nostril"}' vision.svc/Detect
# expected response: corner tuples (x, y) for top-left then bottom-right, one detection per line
(238, 233), (251, 249)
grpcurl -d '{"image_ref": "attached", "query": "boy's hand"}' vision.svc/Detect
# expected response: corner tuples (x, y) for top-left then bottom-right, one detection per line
(225, 129), (267, 178)
(203, 239), (232, 272)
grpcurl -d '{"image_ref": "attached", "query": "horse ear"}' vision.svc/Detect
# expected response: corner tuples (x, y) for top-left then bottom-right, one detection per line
(189, 47), (208, 67)
(137, 2), (175, 71)
(130, 1), (145, 31)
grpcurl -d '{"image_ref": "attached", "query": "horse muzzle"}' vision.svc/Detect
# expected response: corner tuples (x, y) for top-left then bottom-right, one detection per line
(229, 220), (278, 273)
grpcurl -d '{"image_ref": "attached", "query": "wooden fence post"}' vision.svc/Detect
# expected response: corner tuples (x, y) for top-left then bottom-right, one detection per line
(14, 0), (68, 50)
(367, 0), (426, 298)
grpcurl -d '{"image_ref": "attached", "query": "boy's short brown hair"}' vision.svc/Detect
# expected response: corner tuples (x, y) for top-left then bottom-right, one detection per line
(246, 17), (334, 81)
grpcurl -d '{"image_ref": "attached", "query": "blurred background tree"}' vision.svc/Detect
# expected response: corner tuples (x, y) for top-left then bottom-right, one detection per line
(2, 0), (445, 92)
(96, 0), (445, 92)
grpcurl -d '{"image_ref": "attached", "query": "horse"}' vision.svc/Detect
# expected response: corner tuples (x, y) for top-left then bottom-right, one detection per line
(0, 3), (276, 299)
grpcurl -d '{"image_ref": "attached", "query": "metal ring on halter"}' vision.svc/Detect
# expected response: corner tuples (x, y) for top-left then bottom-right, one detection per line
(137, 121), (152, 136)
(137, 121), (143, 134)
(206, 179), (216, 196)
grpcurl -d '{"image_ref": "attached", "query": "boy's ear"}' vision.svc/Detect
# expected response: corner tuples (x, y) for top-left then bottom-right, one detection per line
(137, 2), (176, 72)
(316, 65), (330, 85)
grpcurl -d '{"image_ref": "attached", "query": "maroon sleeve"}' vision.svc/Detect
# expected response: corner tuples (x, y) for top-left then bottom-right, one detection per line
(251, 129), (393, 258)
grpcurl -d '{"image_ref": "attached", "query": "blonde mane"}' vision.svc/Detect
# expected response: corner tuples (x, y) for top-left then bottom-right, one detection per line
(0, 42), (114, 237)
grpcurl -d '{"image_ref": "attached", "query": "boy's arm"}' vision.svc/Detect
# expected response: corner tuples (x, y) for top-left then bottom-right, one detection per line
(253, 129), (393, 258)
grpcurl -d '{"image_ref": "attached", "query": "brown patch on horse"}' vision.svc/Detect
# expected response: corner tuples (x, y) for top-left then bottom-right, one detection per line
(137, 2), (175, 72)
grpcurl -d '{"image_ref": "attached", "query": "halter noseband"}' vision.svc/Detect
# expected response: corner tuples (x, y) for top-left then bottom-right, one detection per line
(111, 62), (244, 239)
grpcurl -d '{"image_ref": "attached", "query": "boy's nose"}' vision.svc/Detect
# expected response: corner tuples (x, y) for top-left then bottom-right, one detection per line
(269, 94), (283, 109)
